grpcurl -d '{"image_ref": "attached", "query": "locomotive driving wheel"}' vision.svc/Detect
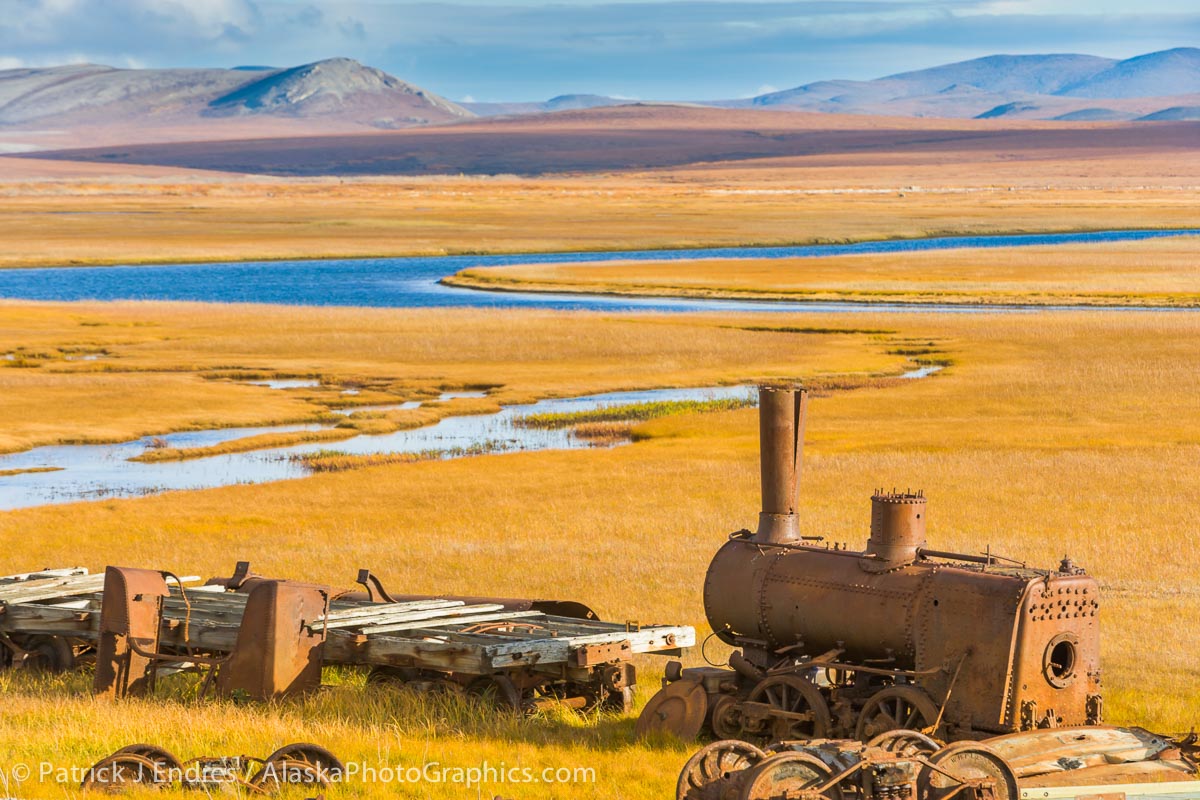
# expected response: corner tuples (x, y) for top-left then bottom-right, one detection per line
(746, 675), (832, 741)
(854, 685), (941, 740)
(918, 742), (1019, 800)
(676, 740), (767, 800)
(736, 751), (844, 800)
(709, 694), (744, 740)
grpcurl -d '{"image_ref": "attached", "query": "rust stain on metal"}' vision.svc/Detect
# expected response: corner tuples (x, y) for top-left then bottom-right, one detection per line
(216, 580), (329, 702)
(94, 566), (170, 699)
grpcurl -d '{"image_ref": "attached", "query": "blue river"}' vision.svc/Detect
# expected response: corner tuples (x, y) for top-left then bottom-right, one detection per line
(1, 228), (1197, 312)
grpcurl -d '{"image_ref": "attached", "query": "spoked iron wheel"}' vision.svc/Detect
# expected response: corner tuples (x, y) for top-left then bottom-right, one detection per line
(80, 753), (171, 792)
(854, 685), (940, 741)
(259, 742), (345, 781)
(747, 675), (832, 742)
(919, 742), (1019, 800)
(677, 740), (767, 800)
(248, 757), (328, 793)
(112, 744), (184, 777)
(737, 751), (844, 800)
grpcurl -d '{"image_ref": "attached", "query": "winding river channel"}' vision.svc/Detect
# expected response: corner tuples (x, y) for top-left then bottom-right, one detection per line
(1, 228), (1197, 312)
(0, 385), (763, 509)
(2, 228), (1195, 508)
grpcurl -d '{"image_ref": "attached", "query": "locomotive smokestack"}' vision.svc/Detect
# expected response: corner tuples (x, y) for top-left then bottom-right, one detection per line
(755, 386), (807, 543)
(865, 491), (927, 565)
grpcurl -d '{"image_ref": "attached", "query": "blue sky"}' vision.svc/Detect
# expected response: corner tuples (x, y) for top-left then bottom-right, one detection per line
(2, 0), (1197, 100)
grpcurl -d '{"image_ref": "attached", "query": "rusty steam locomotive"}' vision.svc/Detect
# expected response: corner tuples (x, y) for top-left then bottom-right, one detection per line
(638, 386), (1102, 744)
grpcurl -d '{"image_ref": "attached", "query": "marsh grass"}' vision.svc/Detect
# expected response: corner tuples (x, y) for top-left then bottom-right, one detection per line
(0, 466), (63, 477)
(514, 397), (755, 429)
(573, 421), (636, 444)
(129, 428), (358, 463)
(293, 440), (510, 473)
(448, 236), (1200, 308)
(2, 305), (1200, 797)
(0, 302), (895, 454)
(3, 179), (1198, 270)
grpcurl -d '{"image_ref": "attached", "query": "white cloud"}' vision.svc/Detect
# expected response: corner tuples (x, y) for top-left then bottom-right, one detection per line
(0, 0), (1196, 99)
(0, 57), (25, 69)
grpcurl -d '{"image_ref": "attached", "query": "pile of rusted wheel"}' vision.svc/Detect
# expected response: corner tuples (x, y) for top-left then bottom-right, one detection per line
(677, 731), (1018, 800)
(80, 742), (343, 794)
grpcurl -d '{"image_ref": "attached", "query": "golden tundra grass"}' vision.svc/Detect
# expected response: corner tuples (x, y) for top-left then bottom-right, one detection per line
(0, 303), (1199, 797)
(0, 302), (895, 454)
(0, 179), (1198, 268)
(448, 235), (1200, 307)
(128, 428), (357, 463)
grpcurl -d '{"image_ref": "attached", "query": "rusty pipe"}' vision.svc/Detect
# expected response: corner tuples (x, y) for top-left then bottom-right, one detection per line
(755, 386), (807, 543)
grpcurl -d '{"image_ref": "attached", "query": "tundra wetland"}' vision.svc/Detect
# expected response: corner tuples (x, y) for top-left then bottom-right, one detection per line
(0, 143), (1198, 797)
(1, 298), (1199, 798)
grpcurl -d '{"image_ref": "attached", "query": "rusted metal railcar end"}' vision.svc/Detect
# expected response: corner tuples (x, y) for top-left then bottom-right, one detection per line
(216, 580), (330, 702)
(93, 566), (171, 699)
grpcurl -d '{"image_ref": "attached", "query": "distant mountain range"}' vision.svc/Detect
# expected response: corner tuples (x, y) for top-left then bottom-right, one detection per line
(2, 49), (1199, 154)
(0, 58), (471, 149)
(727, 48), (1200, 120)
(475, 48), (1200, 122)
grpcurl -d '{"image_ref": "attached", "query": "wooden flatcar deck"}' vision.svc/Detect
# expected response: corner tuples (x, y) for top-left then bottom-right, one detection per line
(0, 568), (693, 676)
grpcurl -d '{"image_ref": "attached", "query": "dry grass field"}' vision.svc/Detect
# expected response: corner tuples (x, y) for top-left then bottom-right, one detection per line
(448, 235), (1200, 307)
(0, 301), (1198, 798)
(2, 107), (1199, 271)
(0, 179), (1197, 271)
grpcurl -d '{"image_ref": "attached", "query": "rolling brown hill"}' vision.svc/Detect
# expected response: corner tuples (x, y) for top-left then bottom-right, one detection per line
(15, 104), (1200, 179)
(0, 58), (472, 153)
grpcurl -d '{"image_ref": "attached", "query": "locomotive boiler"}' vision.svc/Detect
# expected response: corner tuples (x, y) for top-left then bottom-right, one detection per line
(638, 386), (1102, 744)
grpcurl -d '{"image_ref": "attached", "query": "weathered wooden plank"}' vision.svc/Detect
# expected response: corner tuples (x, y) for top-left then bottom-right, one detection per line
(0, 575), (108, 605)
(380, 611), (547, 639)
(321, 604), (507, 633)
(0, 567), (89, 584)
(538, 614), (655, 634)
(0, 603), (97, 636)
(482, 625), (695, 662)
(314, 600), (467, 629)
(323, 599), (465, 618)
(324, 630), (489, 673)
